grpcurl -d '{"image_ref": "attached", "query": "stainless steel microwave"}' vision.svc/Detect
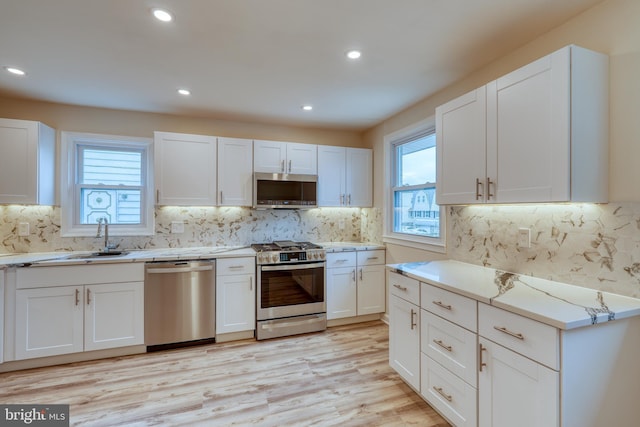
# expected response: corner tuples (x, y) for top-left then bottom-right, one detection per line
(254, 173), (317, 209)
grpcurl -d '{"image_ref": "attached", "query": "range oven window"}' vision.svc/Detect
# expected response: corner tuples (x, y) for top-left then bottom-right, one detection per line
(260, 264), (324, 309)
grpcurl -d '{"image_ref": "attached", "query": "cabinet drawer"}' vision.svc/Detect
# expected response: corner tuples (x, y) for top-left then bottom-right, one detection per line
(421, 282), (477, 332)
(356, 250), (385, 266)
(421, 310), (477, 387)
(326, 252), (357, 268)
(17, 263), (144, 289)
(388, 271), (420, 305)
(217, 257), (255, 276)
(479, 303), (559, 370)
(421, 353), (477, 427)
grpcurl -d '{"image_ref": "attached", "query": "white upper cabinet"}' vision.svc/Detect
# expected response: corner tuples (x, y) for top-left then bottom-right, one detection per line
(217, 137), (253, 206)
(154, 131), (217, 206)
(254, 140), (317, 174)
(318, 146), (372, 207)
(0, 118), (55, 205)
(437, 45), (608, 205)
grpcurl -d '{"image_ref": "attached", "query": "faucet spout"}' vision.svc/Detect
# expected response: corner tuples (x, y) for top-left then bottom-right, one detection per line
(96, 217), (116, 252)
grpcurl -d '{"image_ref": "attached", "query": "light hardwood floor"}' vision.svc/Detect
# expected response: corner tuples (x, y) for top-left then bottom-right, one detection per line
(0, 321), (450, 426)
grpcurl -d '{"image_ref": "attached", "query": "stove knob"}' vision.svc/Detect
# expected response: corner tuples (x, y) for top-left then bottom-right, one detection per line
(272, 254), (279, 263)
(311, 252), (317, 259)
(319, 252), (325, 260)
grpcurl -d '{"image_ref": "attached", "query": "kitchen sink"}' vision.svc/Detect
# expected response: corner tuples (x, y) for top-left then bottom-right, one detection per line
(66, 251), (129, 259)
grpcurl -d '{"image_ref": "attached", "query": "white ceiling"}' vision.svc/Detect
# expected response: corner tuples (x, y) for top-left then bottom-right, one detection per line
(0, 0), (603, 131)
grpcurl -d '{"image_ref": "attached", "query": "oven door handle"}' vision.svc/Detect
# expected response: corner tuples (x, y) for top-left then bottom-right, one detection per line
(260, 262), (324, 272)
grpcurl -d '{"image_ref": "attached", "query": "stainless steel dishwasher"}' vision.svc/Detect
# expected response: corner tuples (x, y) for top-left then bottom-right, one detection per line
(144, 260), (216, 350)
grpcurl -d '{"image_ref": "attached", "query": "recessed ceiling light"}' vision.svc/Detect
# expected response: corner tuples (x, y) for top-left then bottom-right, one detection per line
(346, 50), (362, 60)
(302, 105), (313, 111)
(152, 8), (173, 22)
(4, 66), (26, 76)
(177, 89), (191, 96)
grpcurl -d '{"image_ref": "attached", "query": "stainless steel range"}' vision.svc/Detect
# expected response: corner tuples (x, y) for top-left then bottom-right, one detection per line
(252, 240), (326, 340)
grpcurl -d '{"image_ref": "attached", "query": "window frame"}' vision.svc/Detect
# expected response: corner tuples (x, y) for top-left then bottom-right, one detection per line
(383, 116), (445, 253)
(60, 131), (154, 237)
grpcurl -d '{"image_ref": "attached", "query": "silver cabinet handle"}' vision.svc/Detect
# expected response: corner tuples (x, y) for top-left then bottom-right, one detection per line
(347, 194), (351, 205)
(433, 386), (452, 402)
(220, 190), (224, 203)
(475, 178), (483, 200)
(487, 177), (494, 200)
(156, 189), (160, 204)
(393, 283), (407, 292)
(228, 265), (245, 269)
(86, 289), (91, 306)
(281, 160), (285, 172)
(352, 269), (356, 282)
(367, 257), (379, 260)
(494, 326), (524, 340)
(359, 268), (363, 281)
(433, 339), (452, 352)
(479, 343), (487, 372)
(432, 300), (452, 311)
(410, 309), (417, 330)
(340, 194), (345, 205)
(249, 276), (253, 291)
(75, 289), (80, 306)
(288, 160), (292, 173)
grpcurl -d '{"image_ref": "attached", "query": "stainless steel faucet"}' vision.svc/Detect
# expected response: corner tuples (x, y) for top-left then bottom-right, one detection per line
(96, 217), (117, 252)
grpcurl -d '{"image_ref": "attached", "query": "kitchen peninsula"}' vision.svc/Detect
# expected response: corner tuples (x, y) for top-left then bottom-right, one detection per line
(388, 259), (640, 427)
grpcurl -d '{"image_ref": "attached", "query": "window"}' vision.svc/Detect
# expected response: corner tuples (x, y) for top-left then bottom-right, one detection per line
(384, 118), (444, 251)
(61, 132), (154, 237)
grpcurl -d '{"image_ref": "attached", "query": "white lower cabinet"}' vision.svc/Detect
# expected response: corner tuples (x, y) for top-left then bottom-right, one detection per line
(15, 264), (144, 360)
(216, 257), (255, 335)
(326, 250), (385, 320)
(388, 271), (420, 390)
(16, 281), (143, 359)
(478, 337), (559, 427)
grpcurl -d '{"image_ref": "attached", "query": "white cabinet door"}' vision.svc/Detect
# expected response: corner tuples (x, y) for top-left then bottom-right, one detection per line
(253, 139), (286, 173)
(254, 140), (317, 174)
(15, 286), (84, 359)
(0, 118), (55, 205)
(389, 294), (420, 390)
(317, 145), (346, 206)
(218, 137), (253, 206)
(357, 264), (385, 315)
(326, 266), (357, 320)
(346, 148), (372, 207)
(479, 337), (559, 427)
(216, 274), (255, 334)
(286, 142), (317, 174)
(436, 87), (487, 204)
(84, 282), (144, 351)
(488, 50), (570, 203)
(154, 131), (217, 205)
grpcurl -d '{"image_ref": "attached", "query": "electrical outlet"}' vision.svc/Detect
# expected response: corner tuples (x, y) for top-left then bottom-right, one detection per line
(517, 228), (531, 248)
(171, 221), (185, 234)
(18, 222), (30, 237)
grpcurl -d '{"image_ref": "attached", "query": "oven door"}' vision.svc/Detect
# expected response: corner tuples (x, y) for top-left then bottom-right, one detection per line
(257, 261), (326, 321)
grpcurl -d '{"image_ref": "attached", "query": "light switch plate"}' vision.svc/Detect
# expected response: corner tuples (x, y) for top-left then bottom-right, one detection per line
(171, 221), (185, 234)
(517, 228), (531, 248)
(18, 222), (30, 237)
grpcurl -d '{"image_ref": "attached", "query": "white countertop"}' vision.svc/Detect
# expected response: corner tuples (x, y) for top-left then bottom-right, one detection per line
(388, 259), (640, 330)
(0, 246), (256, 267)
(318, 241), (385, 252)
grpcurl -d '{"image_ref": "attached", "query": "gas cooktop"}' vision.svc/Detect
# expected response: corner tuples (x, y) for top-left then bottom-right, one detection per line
(251, 240), (322, 252)
(251, 241), (325, 264)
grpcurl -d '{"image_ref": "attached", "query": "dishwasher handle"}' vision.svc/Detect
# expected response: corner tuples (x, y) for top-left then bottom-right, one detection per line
(146, 264), (214, 274)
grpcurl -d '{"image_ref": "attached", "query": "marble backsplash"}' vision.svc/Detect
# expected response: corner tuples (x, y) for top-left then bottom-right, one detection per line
(0, 205), (382, 254)
(448, 203), (640, 298)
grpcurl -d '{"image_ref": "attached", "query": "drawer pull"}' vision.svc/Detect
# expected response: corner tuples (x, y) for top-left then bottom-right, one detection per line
(86, 289), (91, 305)
(228, 265), (245, 269)
(433, 386), (453, 402)
(393, 283), (408, 292)
(410, 309), (417, 330)
(432, 300), (452, 311)
(433, 339), (452, 352)
(479, 343), (487, 372)
(367, 257), (379, 260)
(75, 288), (80, 306)
(494, 326), (525, 340)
